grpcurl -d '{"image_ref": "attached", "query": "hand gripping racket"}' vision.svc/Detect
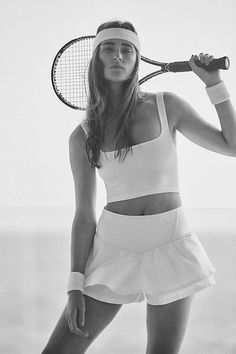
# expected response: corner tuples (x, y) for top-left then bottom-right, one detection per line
(51, 35), (230, 110)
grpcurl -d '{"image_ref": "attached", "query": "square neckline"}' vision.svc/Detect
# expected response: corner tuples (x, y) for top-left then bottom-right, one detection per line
(101, 93), (163, 154)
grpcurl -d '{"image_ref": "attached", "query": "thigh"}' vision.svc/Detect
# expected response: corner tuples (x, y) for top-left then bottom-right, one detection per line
(41, 294), (122, 354)
(145, 295), (194, 354)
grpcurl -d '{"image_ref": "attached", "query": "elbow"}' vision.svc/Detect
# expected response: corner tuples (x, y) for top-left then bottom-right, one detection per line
(222, 133), (236, 157)
(226, 142), (236, 157)
(227, 147), (236, 157)
(73, 212), (97, 225)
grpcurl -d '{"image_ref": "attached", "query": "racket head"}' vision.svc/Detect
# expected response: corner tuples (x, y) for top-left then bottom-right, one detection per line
(51, 35), (95, 110)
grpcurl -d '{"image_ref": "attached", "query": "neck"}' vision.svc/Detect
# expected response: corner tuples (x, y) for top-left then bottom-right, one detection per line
(106, 82), (124, 112)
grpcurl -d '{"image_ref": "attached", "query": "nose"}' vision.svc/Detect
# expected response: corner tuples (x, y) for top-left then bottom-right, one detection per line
(113, 49), (122, 62)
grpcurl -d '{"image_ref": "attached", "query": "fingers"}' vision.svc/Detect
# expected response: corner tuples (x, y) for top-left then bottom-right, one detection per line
(66, 309), (89, 338)
(197, 53), (214, 66)
(189, 52), (220, 84)
(78, 310), (85, 328)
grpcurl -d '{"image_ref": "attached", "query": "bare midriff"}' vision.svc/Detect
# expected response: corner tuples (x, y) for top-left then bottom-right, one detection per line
(104, 192), (182, 216)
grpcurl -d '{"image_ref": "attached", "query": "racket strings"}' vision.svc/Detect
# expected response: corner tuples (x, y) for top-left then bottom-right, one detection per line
(53, 38), (93, 109)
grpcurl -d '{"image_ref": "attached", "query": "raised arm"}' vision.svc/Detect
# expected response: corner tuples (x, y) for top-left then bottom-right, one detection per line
(164, 91), (236, 157)
(69, 124), (97, 274)
(164, 53), (236, 157)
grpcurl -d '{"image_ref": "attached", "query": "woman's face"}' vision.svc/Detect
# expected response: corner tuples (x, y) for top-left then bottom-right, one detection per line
(98, 39), (137, 83)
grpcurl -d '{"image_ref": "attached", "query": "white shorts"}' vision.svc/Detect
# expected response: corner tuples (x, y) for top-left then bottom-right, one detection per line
(83, 206), (216, 305)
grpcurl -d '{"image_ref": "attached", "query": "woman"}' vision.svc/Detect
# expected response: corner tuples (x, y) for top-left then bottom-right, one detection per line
(42, 20), (236, 354)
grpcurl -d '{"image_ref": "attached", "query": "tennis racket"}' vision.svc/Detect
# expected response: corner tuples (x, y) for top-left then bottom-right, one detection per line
(51, 35), (230, 110)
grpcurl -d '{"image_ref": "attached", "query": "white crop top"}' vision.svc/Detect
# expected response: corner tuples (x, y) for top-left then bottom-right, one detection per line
(81, 92), (180, 203)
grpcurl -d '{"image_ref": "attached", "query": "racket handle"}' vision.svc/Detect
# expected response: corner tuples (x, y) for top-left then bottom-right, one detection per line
(168, 56), (230, 72)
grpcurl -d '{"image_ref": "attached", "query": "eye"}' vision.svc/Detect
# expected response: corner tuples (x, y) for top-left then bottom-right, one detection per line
(122, 48), (134, 54)
(102, 46), (113, 53)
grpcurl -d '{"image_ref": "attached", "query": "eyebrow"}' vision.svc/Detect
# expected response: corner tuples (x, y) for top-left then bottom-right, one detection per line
(101, 41), (134, 48)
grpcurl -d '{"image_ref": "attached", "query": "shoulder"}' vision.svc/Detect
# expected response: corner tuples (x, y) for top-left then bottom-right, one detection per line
(162, 91), (191, 114)
(140, 90), (182, 108)
(161, 91), (187, 130)
(141, 91), (182, 129)
(69, 122), (88, 158)
(137, 91), (178, 124)
(70, 120), (88, 141)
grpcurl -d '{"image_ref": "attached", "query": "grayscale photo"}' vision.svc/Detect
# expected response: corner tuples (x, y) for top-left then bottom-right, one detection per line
(1, 1), (236, 353)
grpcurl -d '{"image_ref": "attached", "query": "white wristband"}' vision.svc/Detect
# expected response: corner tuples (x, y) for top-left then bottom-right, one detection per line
(67, 272), (85, 294)
(205, 81), (230, 105)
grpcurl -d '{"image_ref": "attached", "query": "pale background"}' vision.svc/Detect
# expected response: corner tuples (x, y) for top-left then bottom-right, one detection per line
(1, 0), (236, 353)
(0, 0), (236, 209)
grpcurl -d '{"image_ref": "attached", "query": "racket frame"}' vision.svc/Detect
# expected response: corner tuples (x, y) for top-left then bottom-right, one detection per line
(51, 35), (230, 110)
(51, 36), (95, 110)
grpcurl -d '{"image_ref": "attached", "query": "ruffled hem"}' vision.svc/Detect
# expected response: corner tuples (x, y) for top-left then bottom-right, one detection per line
(83, 285), (145, 304)
(84, 231), (216, 297)
(83, 274), (216, 305)
(145, 274), (216, 305)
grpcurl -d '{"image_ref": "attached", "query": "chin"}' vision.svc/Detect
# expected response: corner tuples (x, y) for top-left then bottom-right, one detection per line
(106, 74), (131, 82)
(104, 71), (130, 82)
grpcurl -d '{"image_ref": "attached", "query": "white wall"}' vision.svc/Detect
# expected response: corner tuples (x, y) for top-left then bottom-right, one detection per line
(1, 0), (236, 208)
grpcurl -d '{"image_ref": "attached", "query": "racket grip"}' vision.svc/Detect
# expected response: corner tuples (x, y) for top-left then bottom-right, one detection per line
(168, 56), (230, 72)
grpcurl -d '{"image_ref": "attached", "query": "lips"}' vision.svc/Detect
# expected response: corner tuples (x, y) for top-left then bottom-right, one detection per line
(110, 65), (125, 70)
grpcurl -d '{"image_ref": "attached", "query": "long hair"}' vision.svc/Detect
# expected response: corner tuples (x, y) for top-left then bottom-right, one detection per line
(84, 20), (144, 169)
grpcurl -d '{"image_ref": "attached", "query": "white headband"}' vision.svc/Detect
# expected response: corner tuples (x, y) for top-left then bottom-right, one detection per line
(92, 28), (141, 55)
